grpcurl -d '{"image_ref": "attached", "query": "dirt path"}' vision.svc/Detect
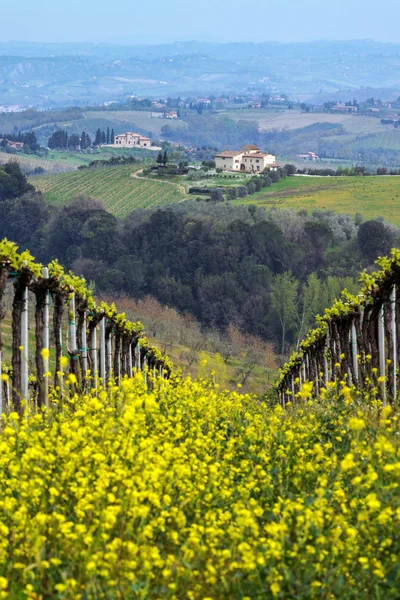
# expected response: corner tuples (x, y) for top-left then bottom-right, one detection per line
(131, 169), (187, 196)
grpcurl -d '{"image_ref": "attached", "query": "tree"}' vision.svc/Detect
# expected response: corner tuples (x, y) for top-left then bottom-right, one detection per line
(94, 129), (102, 146)
(269, 271), (299, 354)
(68, 134), (80, 150)
(48, 130), (68, 149)
(284, 163), (297, 176)
(163, 150), (168, 166)
(297, 273), (323, 345)
(81, 131), (87, 150)
(358, 220), (394, 264)
(304, 220), (333, 269)
(111, 129), (115, 144)
(0, 161), (34, 202)
(106, 127), (110, 145)
(156, 152), (163, 165)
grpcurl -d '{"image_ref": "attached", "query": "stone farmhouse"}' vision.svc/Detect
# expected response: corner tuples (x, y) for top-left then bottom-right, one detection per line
(114, 132), (152, 148)
(0, 139), (24, 149)
(215, 145), (278, 173)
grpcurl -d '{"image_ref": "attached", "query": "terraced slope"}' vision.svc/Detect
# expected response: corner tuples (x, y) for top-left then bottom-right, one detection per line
(33, 165), (186, 217)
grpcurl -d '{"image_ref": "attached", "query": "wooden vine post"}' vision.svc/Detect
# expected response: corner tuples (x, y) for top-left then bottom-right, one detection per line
(0, 265), (8, 414)
(12, 269), (32, 411)
(0, 240), (172, 411)
(276, 252), (400, 406)
(99, 314), (106, 383)
(68, 292), (80, 385)
(31, 267), (51, 408)
(391, 285), (397, 398)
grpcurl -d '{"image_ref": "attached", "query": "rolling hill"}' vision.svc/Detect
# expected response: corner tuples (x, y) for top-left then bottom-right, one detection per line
(32, 165), (186, 217)
(234, 175), (400, 226)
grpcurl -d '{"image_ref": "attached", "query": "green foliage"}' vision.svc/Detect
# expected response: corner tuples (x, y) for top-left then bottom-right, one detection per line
(276, 248), (400, 391)
(0, 239), (172, 372)
(0, 161), (34, 202)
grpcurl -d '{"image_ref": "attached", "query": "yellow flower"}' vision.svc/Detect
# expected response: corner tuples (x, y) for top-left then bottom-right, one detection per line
(348, 417), (365, 431)
(1, 374), (8, 382)
(270, 583), (280, 596)
(60, 356), (68, 369)
(41, 348), (50, 360)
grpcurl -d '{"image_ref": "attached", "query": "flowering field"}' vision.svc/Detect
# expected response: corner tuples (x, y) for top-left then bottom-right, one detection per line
(0, 376), (400, 599)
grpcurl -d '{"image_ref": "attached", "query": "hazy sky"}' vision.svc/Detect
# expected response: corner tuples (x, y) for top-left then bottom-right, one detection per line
(3, 0), (400, 44)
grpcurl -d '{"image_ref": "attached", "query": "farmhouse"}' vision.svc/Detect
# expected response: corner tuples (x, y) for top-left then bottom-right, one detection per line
(114, 132), (152, 148)
(299, 151), (320, 161)
(333, 103), (358, 113)
(0, 139), (24, 149)
(215, 145), (277, 173)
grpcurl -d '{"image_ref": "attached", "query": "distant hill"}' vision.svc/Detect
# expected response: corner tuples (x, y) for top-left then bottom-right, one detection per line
(2, 40), (400, 106)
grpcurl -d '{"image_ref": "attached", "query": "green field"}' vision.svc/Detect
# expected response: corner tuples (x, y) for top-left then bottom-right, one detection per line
(234, 175), (400, 226)
(223, 108), (389, 135)
(33, 165), (186, 217)
(0, 146), (155, 174)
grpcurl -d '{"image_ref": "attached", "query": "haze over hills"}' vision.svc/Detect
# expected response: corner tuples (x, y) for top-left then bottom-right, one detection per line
(2, 39), (400, 107)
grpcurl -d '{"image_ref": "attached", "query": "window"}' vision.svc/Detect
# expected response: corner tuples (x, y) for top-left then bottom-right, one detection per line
(256, 159), (259, 163)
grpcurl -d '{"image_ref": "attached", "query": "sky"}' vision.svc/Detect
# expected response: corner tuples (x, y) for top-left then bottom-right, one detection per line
(2, 0), (400, 45)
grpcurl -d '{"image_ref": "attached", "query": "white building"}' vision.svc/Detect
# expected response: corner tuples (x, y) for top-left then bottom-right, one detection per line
(114, 132), (152, 148)
(215, 145), (277, 173)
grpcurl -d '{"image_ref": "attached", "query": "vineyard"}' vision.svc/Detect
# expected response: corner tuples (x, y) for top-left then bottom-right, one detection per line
(0, 241), (399, 596)
(235, 175), (400, 226)
(33, 166), (186, 217)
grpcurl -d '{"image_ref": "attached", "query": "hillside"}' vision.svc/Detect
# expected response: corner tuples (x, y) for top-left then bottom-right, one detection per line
(226, 107), (389, 136)
(234, 175), (400, 226)
(33, 165), (186, 217)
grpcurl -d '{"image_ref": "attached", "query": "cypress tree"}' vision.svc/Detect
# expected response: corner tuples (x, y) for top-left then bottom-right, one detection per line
(111, 129), (115, 144)
(101, 131), (106, 144)
(95, 129), (101, 146)
(81, 131), (87, 150)
(106, 127), (110, 144)
(86, 133), (92, 148)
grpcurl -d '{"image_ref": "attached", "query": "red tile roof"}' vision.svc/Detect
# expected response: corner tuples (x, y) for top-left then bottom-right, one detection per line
(215, 150), (243, 157)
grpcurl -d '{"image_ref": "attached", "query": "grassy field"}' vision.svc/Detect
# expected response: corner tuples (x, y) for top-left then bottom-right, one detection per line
(234, 175), (400, 226)
(33, 165), (186, 217)
(223, 107), (388, 135)
(0, 146), (154, 173)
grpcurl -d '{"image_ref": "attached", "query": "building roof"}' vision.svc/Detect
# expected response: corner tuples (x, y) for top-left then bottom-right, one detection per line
(215, 150), (243, 158)
(116, 132), (151, 140)
(242, 144), (260, 151)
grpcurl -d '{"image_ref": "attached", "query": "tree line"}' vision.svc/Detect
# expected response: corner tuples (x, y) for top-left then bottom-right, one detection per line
(1, 162), (398, 357)
(48, 128), (115, 150)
